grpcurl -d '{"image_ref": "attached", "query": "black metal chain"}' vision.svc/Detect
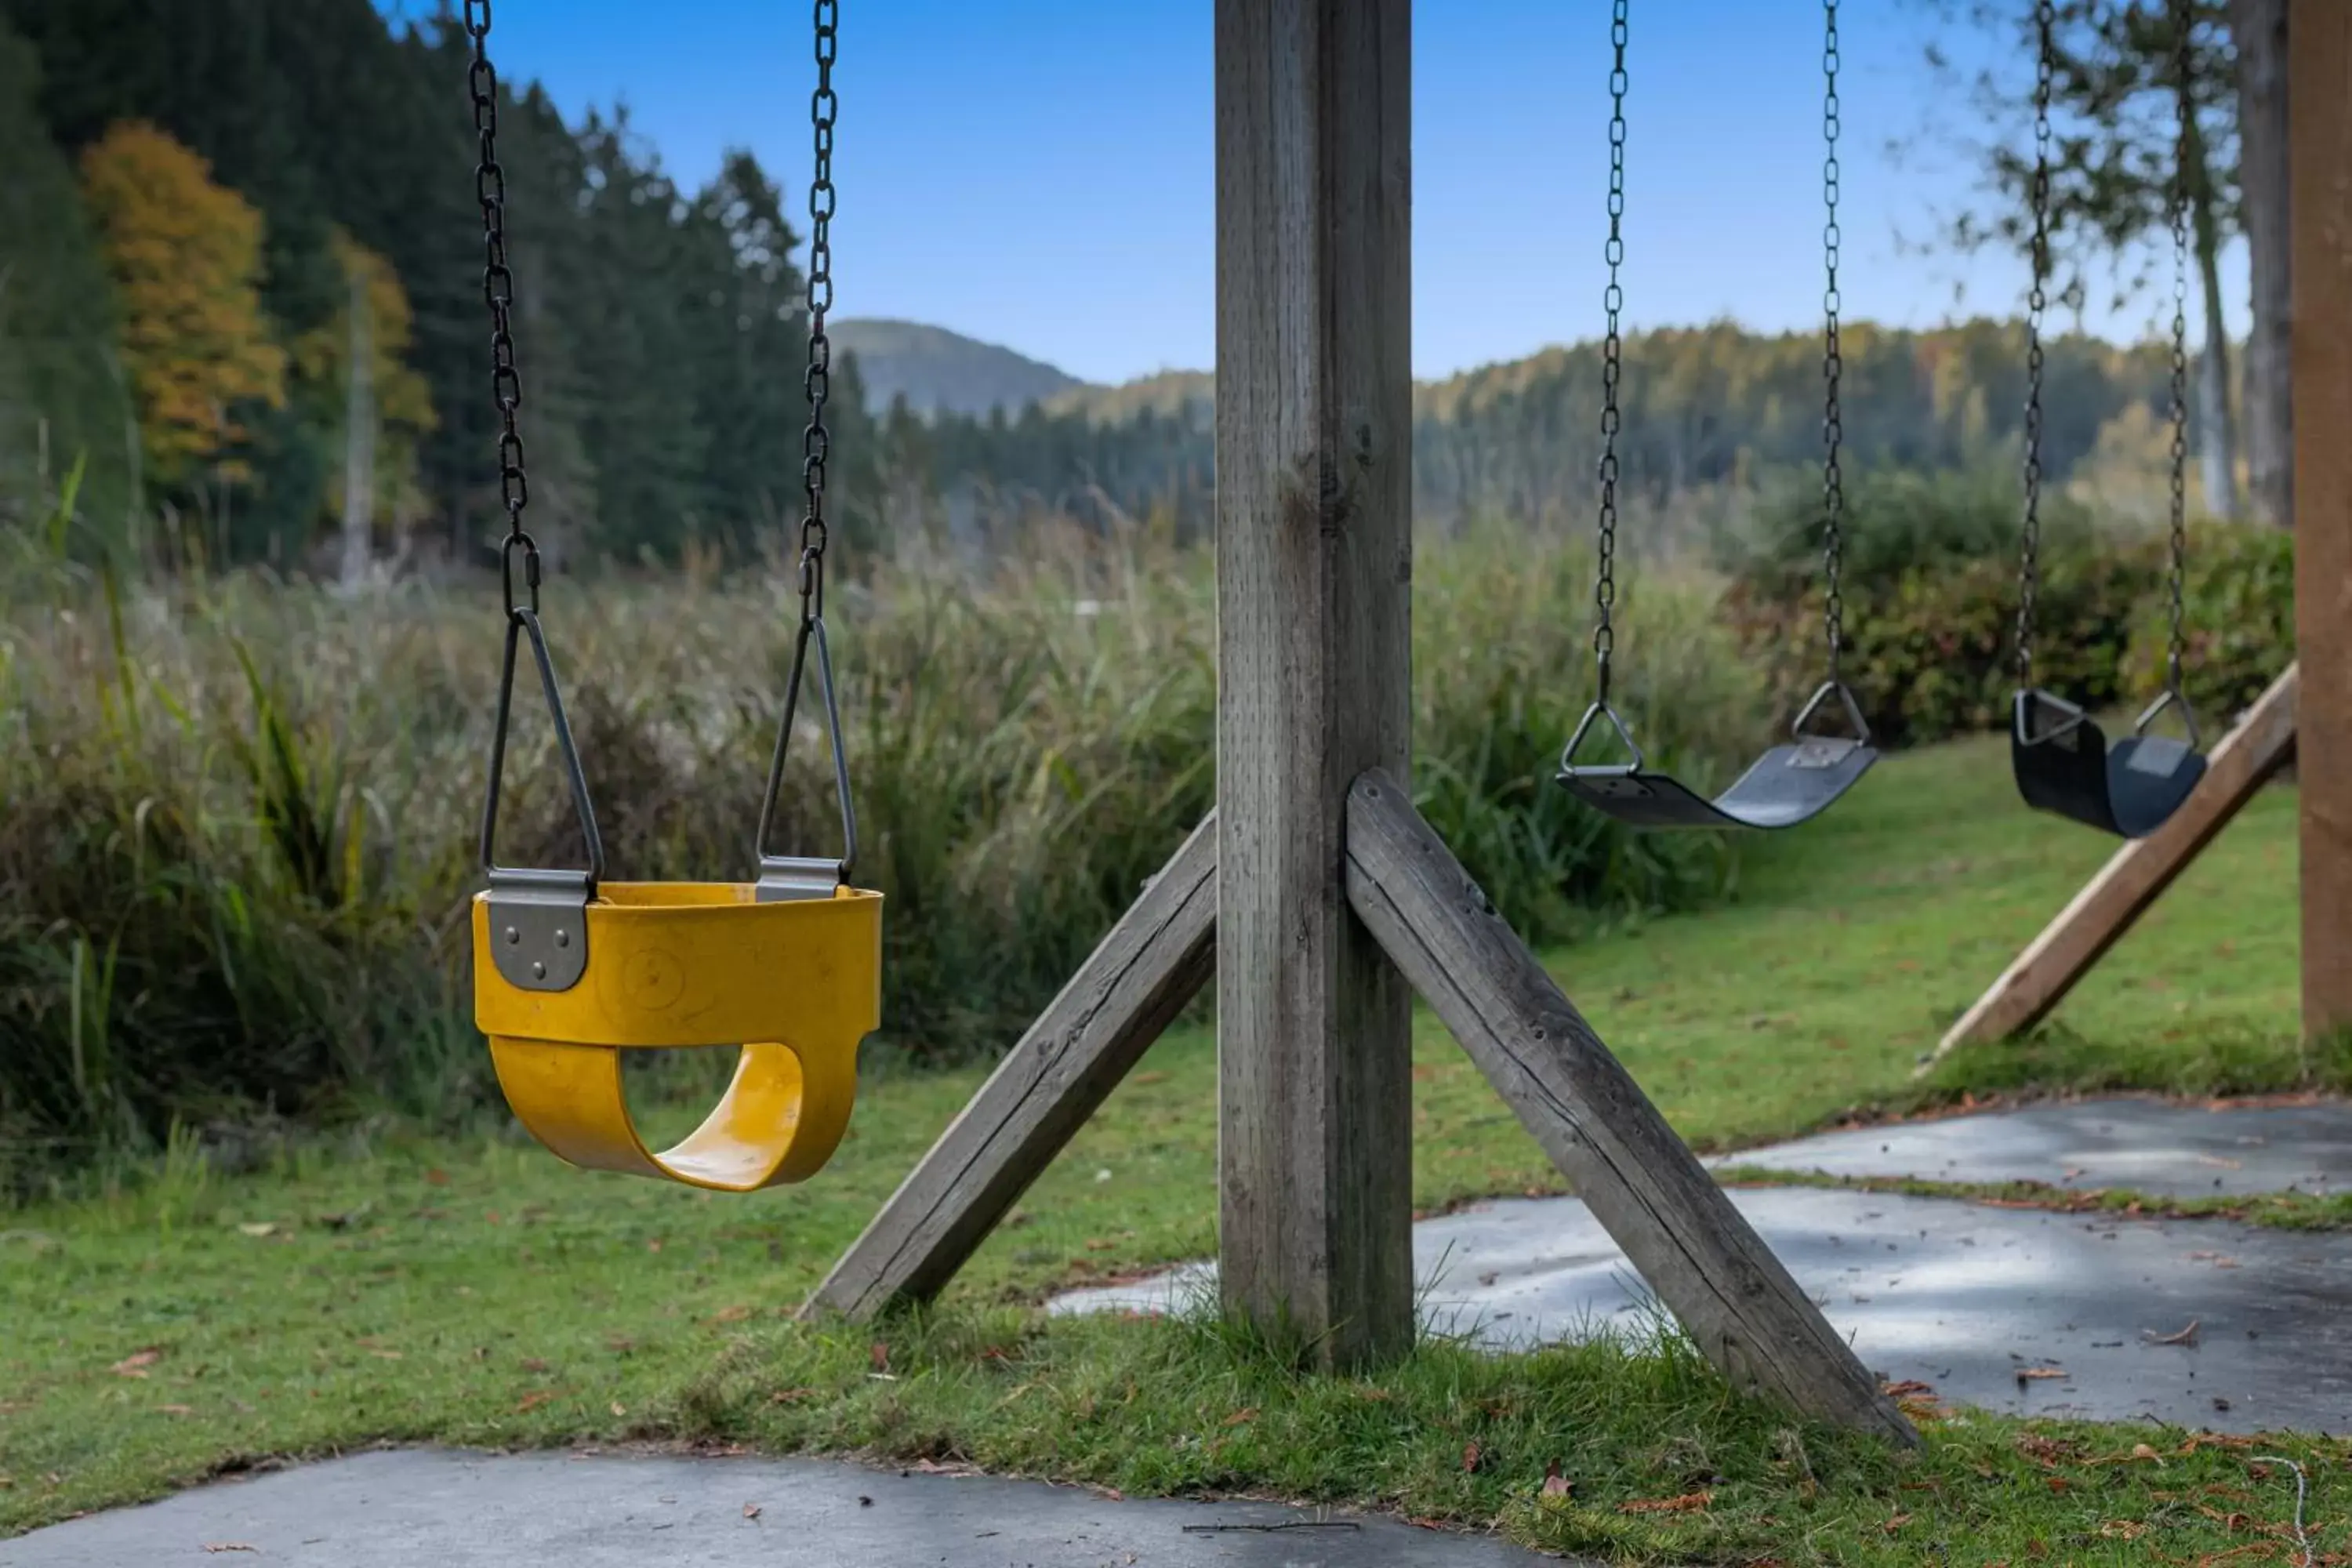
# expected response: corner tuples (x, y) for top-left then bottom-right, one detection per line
(798, 0), (839, 626)
(753, 0), (858, 886)
(2164, 0), (2191, 695)
(2016, 0), (2055, 691)
(1592, 0), (1629, 705)
(466, 0), (604, 889)
(463, 0), (537, 619)
(1820, 0), (1846, 679)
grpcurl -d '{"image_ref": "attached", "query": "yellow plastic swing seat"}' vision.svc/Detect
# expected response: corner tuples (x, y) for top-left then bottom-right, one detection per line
(471, 882), (882, 1192)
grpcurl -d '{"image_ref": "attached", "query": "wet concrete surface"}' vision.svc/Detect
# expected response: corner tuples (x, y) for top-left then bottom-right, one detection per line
(1708, 1097), (2352, 1197)
(0, 1448), (1567, 1568)
(1054, 1188), (2352, 1433)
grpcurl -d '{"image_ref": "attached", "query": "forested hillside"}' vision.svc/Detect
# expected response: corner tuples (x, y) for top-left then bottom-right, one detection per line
(0, 0), (2190, 575)
(0, 0), (869, 572)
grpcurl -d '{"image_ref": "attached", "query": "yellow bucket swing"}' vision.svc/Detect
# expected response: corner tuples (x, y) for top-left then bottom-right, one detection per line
(461, 0), (876, 1192)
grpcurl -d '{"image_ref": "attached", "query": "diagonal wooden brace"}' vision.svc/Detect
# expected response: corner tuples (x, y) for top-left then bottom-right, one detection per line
(1926, 662), (2302, 1069)
(1343, 769), (1917, 1445)
(804, 815), (1218, 1320)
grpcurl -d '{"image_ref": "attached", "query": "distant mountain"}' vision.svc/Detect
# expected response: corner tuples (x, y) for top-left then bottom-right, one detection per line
(830, 319), (1088, 419)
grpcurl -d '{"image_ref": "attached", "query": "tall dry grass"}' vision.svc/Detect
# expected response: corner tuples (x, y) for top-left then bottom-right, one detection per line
(1, 520), (1771, 1185)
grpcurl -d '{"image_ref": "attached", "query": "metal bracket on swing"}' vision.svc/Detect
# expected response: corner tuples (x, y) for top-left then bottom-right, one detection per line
(1786, 678), (1871, 770)
(481, 563), (606, 994)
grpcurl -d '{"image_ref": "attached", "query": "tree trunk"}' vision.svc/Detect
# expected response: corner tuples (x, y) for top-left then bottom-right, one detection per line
(339, 264), (376, 590)
(2232, 0), (2292, 528)
(2183, 105), (2242, 520)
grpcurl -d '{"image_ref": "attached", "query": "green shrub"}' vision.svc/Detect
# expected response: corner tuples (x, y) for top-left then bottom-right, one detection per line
(1724, 466), (2099, 602)
(2119, 521), (2296, 725)
(1, 528), (1768, 1184)
(1724, 469), (2165, 746)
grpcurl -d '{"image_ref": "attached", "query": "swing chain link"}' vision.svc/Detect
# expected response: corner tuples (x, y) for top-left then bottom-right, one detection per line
(2165, 0), (2191, 699)
(1592, 0), (1629, 706)
(799, 0), (839, 626)
(2016, 0), (2055, 691)
(1820, 0), (1846, 681)
(464, 0), (537, 619)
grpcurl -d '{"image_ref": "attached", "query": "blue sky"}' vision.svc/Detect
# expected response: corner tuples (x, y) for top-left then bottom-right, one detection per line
(392, 0), (2248, 385)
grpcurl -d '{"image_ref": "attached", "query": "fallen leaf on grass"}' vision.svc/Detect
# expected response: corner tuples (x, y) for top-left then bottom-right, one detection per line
(2045, 1477), (2071, 1494)
(1541, 1462), (1573, 1499)
(1222, 1407), (1258, 1428)
(711, 1305), (753, 1323)
(519, 1359), (550, 1374)
(869, 1342), (890, 1372)
(1461, 1442), (1483, 1474)
(2098, 1520), (2149, 1540)
(768, 1388), (816, 1405)
(423, 1168), (449, 1187)
(2145, 1319), (2201, 1346)
(110, 1349), (162, 1378)
(235, 1222), (277, 1238)
(1619, 1492), (1711, 1515)
(514, 1391), (561, 1414)
(157, 1404), (194, 1416)
(1882, 1512), (1911, 1534)
(742, 1503), (761, 1520)
(610, 1402), (626, 1417)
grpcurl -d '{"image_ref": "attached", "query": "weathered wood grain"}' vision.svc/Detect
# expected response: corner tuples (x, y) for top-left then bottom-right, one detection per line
(2291, 2), (2352, 1040)
(1213, 0), (1417, 1367)
(803, 817), (1217, 1319)
(1345, 770), (1916, 1444)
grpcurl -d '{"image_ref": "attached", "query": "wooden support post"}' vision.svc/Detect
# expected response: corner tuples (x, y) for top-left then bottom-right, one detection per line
(1344, 771), (1915, 1443)
(1215, 0), (1415, 1367)
(1924, 665), (2301, 1065)
(2291, 1), (2352, 1041)
(804, 817), (1217, 1319)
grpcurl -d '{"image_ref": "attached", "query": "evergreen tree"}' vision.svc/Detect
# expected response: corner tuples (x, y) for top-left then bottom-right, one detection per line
(0, 18), (132, 550)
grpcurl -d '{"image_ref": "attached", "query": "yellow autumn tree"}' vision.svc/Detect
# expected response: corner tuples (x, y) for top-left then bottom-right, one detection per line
(79, 121), (286, 486)
(295, 230), (438, 542)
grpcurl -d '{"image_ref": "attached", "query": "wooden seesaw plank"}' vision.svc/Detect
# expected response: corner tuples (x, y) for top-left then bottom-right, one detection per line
(1923, 662), (2301, 1071)
(804, 815), (1218, 1320)
(1343, 769), (1917, 1446)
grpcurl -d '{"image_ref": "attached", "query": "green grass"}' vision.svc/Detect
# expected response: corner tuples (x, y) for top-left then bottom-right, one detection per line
(2, 734), (2336, 1561)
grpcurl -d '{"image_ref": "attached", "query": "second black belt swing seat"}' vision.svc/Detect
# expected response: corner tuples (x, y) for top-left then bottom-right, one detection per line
(2005, 0), (2208, 840)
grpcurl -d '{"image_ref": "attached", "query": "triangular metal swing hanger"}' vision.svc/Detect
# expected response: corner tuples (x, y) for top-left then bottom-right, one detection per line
(753, 607), (858, 903)
(479, 536), (608, 994)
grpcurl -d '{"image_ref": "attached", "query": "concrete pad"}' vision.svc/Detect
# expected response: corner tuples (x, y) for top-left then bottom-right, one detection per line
(1708, 1097), (2352, 1197)
(0, 1448), (1563, 1568)
(1054, 1188), (2352, 1433)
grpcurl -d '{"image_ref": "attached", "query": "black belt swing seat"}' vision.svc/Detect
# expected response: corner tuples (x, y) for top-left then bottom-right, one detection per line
(2003, 0), (2208, 844)
(2010, 690), (2207, 840)
(1555, 0), (1876, 832)
(1559, 679), (1878, 831)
